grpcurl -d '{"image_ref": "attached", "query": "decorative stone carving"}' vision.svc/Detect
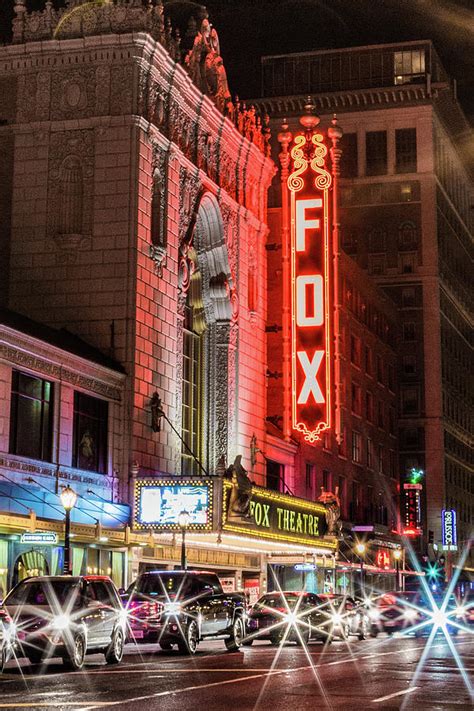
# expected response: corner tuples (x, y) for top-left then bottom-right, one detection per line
(50, 68), (96, 120)
(36, 72), (51, 121)
(47, 129), (94, 263)
(184, 19), (232, 114)
(149, 143), (168, 275)
(95, 66), (110, 116)
(110, 65), (133, 116)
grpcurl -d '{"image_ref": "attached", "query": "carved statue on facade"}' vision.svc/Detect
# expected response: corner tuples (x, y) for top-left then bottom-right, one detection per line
(185, 19), (231, 113)
(226, 455), (252, 522)
(318, 486), (342, 537)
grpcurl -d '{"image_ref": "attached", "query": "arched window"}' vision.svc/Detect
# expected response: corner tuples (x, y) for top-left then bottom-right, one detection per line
(59, 156), (83, 235)
(398, 221), (418, 249)
(181, 249), (206, 476)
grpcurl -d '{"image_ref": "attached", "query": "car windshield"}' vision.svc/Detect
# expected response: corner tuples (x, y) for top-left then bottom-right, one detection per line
(6, 579), (82, 608)
(256, 593), (304, 610)
(135, 574), (194, 599)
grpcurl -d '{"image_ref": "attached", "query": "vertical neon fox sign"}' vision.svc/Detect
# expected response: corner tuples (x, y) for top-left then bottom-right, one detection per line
(288, 128), (332, 443)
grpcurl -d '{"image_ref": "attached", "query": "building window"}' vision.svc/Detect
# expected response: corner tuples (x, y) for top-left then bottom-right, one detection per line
(350, 481), (360, 522)
(389, 407), (396, 435)
(395, 128), (417, 173)
(350, 335), (361, 366)
(305, 463), (315, 495)
(366, 391), (374, 421)
(377, 401), (385, 429)
(378, 444), (384, 474)
(351, 431), (362, 464)
(389, 449), (396, 478)
(351, 382), (362, 415)
(365, 346), (373, 377)
(73, 392), (108, 473)
(9, 371), (54, 462)
(399, 252), (417, 274)
(394, 50), (425, 85)
(368, 254), (386, 276)
(367, 438), (374, 469)
(366, 131), (387, 176)
(181, 269), (206, 476)
(401, 287), (416, 308)
(267, 460), (283, 492)
(342, 230), (357, 255)
(401, 387), (419, 415)
(403, 354), (417, 375)
(248, 247), (257, 314)
(376, 355), (384, 384)
(368, 229), (386, 252)
(403, 322), (416, 341)
(322, 469), (331, 492)
(398, 221), (418, 250)
(340, 133), (358, 178)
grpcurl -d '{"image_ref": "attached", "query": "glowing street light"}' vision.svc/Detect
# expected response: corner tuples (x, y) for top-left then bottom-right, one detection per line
(60, 485), (77, 575)
(355, 542), (366, 595)
(394, 548), (403, 591)
(178, 510), (190, 571)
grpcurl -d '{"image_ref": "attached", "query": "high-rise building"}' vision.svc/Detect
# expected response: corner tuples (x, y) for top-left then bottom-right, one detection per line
(257, 40), (473, 572)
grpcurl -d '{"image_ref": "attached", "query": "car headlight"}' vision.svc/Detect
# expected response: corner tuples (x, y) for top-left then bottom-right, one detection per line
(455, 606), (465, 619)
(369, 609), (380, 621)
(403, 608), (418, 621)
(52, 614), (70, 631)
(164, 602), (182, 615)
(332, 613), (343, 625)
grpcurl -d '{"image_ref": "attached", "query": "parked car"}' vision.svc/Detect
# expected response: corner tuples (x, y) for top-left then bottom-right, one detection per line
(245, 591), (332, 646)
(0, 606), (15, 672)
(2, 575), (126, 671)
(318, 594), (370, 641)
(456, 591), (474, 627)
(368, 591), (422, 636)
(124, 570), (245, 654)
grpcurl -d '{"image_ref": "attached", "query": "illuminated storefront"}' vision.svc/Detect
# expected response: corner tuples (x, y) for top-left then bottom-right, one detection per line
(132, 477), (338, 598)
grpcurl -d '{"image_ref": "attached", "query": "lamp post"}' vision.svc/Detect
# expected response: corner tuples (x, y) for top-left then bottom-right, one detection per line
(60, 485), (77, 575)
(393, 548), (402, 592)
(355, 542), (366, 596)
(178, 510), (190, 571)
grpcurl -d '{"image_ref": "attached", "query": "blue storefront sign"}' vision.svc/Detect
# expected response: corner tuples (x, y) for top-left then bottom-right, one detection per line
(441, 509), (457, 549)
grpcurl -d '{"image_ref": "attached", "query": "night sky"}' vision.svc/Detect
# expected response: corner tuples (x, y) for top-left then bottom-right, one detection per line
(1, 0), (473, 119)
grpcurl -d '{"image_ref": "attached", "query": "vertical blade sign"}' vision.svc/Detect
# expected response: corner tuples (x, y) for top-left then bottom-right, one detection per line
(288, 132), (332, 443)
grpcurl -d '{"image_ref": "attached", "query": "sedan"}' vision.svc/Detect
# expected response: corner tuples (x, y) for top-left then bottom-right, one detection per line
(245, 591), (332, 646)
(2, 575), (126, 671)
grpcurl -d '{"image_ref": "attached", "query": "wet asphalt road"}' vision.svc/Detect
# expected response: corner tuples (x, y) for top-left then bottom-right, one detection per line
(0, 634), (473, 710)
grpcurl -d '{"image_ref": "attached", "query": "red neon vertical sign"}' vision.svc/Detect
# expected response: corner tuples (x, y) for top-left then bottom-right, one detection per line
(288, 133), (332, 443)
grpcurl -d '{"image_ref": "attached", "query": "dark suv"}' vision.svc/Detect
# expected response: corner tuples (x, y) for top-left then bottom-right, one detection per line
(2, 575), (126, 670)
(124, 570), (245, 654)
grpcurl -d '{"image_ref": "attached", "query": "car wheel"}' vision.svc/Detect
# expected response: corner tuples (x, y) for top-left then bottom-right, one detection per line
(358, 619), (369, 641)
(225, 616), (244, 652)
(0, 644), (8, 673)
(177, 620), (199, 655)
(105, 627), (124, 665)
(242, 638), (254, 647)
(341, 623), (350, 640)
(270, 630), (283, 646)
(27, 650), (44, 665)
(159, 640), (173, 651)
(295, 628), (310, 646)
(63, 633), (86, 671)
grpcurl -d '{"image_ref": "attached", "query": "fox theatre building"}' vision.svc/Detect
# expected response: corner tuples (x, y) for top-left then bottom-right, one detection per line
(132, 474), (337, 603)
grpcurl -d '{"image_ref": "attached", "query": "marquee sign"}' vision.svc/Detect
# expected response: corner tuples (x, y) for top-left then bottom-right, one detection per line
(288, 130), (332, 442)
(441, 509), (457, 549)
(402, 482), (422, 536)
(222, 480), (335, 550)
(133, 479), (214, 531)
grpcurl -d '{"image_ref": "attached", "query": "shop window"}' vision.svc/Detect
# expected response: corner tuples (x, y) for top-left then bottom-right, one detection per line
(395, 128), (417, 173)
(9, 371), (54, 462)
(340, 133), (358, 178)
(366, 131), (387, 176)
(267, 459), (283, 492)
(351, 431), (362, 464)
(73, 392), (108, 474)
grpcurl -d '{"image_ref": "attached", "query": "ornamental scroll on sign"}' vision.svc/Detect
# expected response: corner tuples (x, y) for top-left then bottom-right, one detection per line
(288, 126), (332, 443)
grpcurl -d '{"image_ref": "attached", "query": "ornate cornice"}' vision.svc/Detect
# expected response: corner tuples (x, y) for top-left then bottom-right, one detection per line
(0, 327), (124, 401)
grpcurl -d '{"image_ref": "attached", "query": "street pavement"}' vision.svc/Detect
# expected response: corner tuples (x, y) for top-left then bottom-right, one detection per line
(0, 634), (472, 710)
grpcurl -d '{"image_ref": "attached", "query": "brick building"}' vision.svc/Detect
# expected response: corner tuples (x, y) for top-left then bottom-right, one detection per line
(0, 1), (339, 597)
(257, 40), (473, 575)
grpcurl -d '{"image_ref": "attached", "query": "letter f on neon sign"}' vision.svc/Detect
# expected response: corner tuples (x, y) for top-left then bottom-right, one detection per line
(297, 350), (325, 404)
(296, 198), (322, 251)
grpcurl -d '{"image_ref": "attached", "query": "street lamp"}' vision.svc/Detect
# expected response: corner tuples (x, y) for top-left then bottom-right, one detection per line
(60, 485), (77, 575)
(178, 510), (190, 571)
(393, 548), (402, 591)
(355, 542), (366, 596)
